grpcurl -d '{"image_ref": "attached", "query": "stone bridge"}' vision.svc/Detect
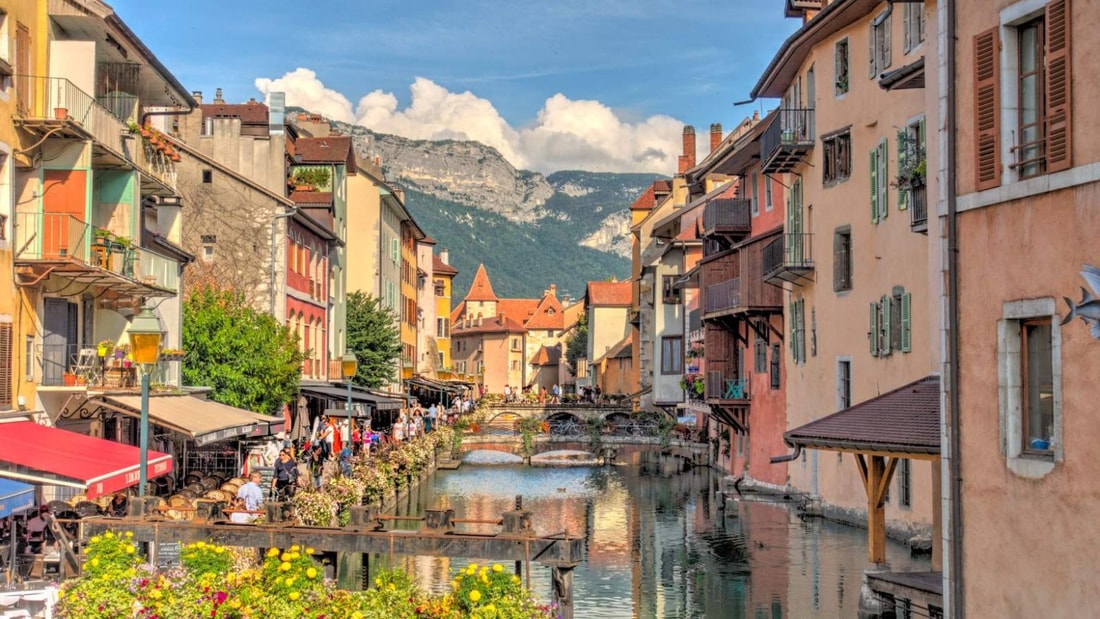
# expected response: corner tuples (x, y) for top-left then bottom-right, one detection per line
(482, 402), (633, 425)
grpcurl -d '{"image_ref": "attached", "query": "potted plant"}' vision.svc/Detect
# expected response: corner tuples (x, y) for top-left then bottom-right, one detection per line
(892, 130), (927, 190)
(160, 348), (186, 361)
(97, 340), (114, 358)
(113, 343), (130, 360)
(54, 106), (68, 120)
(290, 167), (331, 191)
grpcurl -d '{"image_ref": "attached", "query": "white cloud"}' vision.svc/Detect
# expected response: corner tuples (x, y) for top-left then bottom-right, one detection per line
(255, 69), (685, 174)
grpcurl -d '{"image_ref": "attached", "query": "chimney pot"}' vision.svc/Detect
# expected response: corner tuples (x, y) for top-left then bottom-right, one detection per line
(440, 249), (449, 265)
(710, 123), (723, 153)
(192, 91), (203, 104)
(214, 87), (224, 104)
(679, 126), (697, 173)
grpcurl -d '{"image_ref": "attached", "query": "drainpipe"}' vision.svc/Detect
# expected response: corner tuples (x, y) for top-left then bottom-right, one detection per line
(769, 443), (801, 464)
(270, 207), (297, 317)
(944, 0), (964, 615)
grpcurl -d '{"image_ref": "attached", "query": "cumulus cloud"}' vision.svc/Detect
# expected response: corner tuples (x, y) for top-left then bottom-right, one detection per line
(255, 69), (685, 174)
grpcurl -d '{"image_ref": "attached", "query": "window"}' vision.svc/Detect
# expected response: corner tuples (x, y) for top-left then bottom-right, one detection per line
(789, 299), (806, 364)
(903, 2), (926, 53)
(870, 288), (911, 357)
(1015, 17), (1045, 179)
(511, 360), (519, 371)
(511, 337), (520, 351)
(437, 317), (448, 338)
(202, 169), (212, 183)
(0, 322), (11, 408)
(833, 227), (852, 292)
(870, 138), (888, 223)
(661, 336), (683, 374)
(897, 458), (911, 508)
(835, 38), (850, 95)
(764, 176), (773, 212)
(770, 344), (781, 389)
(1022, 319), (1055, 455)
(750, 171), (759, 217)
(202, 245), (214, 262)
(869, 10), (892, 77)
(822, 131), (851, 184)
(897, 117), (927, 214)
(0, 213), (6, 241)
(24, 335), (33, 381)
(754, 338), (767, 373)
(662, 274), (680, 304)
(837, 359), (851, 410)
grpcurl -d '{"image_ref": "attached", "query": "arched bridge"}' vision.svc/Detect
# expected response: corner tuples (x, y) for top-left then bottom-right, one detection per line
(481, 402), (633, 426)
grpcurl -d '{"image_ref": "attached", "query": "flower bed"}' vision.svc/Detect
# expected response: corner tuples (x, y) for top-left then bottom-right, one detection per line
(58, 533), (554, 618)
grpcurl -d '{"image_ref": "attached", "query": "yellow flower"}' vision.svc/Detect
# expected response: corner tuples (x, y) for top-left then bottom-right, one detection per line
(281, 552), (292, 562)
(288, 591), (300, 601)
(195, 540), (204, 548)
(375, 577), (383, 587)
(279, 562), (291, 572)
(125, 545), (136, 554)
(512, 575), (521, 585)
(387, 584), (395, 591)
(229, 600), (241, 610)
(90, 536), (100, 543)
(125, 531), (133, 538)
(492, 563), (503, 573)
(284, 576), (296, 587)
(104, 531), (114, 539)
(268, 547), (281, 557)
(89, 558), (99, 567)
(306, 547), (315, 554)
(484, 604), (496, 613)
(469, 589), (482, 603)
(466, 564), (477, 575)
(291, 545), (300, 552)
(351, 613), (363, 619)
(452, 579), (460, 589)
(306, 567), (318, 579)
(215, 546), (225, 554)
(149, 589), (162, 600)
(56, 590), (64, 599)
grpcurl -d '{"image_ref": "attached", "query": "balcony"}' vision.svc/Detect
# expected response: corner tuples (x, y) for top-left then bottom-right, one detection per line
(706, 371), (750, 403)
(761, 108), (815, 174)
(702, 198), (752, 239)
(14, 213), (178, 300)
(15, 76), (176, 194)
(705, 277), (741, 314)
(763, 233), (815, 285)
(909, 184), (928, 233)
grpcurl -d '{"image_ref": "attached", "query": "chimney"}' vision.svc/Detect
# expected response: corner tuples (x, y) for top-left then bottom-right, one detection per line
(192, 91), (203, 104)
(550, 284), (557, 295)
(499, 311), (506, 324)
(678, 126), (696, 174)
(214, 88), (224, 104)
(440, 249), (449, 265)
(710, 123), (722, 153)
(392, 186), (405, 203)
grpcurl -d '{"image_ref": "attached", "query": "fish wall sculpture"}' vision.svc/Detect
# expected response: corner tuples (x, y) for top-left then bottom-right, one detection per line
(1061, 264), (1100, 339)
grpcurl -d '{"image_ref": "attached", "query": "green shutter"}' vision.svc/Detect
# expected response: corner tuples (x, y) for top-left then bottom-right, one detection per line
(901, 292), (912, 352)
(881, 294), (891, 355)
(870, 302), (879, 356)
(797, 300), (806, 364)
(870, 148), (879, 224)
(879, 138), (889, 218)
(790, 300), (797, 361)
(897, 129), (909, 211)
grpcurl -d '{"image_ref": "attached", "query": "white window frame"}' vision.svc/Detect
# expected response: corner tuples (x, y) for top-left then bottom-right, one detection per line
(750, 171), (759, 217)
(998, 297), (1063, 478)
(836, 356), (852, 411)
(999, 0), (1052, 185)
(764, 175), (773, 212)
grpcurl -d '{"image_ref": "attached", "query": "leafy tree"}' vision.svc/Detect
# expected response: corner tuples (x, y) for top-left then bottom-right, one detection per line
(564, 312), (588, 374)
(182, 285), (304, 414)
(346, 291), (402, 388)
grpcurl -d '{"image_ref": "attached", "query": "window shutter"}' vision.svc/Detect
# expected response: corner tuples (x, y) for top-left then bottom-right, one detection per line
(883, 13), (892, 69)
(897, 129), (909, 211)
(870, 302), (879, 356)
(870, 148), (879, 223)
(790, 300), (797, 361)
(796, 300), (806, 364)
(869, 23), (877, 78)
(878, 138), (889, 217)
(881, 294), (892, 355)
(903, 4), (912, 53)
(974, 27), (1001, 190)
(1045, 0), (1072, 173)
(0, 323), (11, 409)
(900, 292), (912, 352)
(833, 231), (842, 291)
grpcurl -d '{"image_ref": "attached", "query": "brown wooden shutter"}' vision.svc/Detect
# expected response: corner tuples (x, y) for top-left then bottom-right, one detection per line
(974, 27), (1001, 190)
(0, 323), (11, 409)
(1045, 0), (1072, 172)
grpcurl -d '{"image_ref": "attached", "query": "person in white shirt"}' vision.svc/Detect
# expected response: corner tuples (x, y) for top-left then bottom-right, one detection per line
(233, 472), (264, 523)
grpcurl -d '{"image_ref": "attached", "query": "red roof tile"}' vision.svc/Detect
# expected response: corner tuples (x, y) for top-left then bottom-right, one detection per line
(465, 264), (498, 302)
(289, 191), (334, 205)
(452, 314), (527, 334)
(498, 299), (539, 324)
(586, 281), (632, 307)
(524, 291), (565, 329)
(202, 102), (269, 124)
(433, 255), (458, 276)
(295, 136), (354, 165)
(784, 376), (941, 455)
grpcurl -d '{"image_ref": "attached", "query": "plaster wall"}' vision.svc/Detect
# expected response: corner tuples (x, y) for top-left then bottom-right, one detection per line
(345, 172), (382, 297)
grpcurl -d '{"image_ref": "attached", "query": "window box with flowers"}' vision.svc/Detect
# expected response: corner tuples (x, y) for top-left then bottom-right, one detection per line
(679, 373), (705, 399)
(160, 349), (186, 362)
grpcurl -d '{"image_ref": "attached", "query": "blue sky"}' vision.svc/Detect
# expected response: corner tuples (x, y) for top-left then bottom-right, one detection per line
(112, 0), (798, 173)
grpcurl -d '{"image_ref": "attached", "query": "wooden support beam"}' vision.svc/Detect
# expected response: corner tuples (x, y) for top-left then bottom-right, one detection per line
(859, 455), (898, 564)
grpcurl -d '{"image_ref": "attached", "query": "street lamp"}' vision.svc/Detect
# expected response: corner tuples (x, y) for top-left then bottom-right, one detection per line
(341, 350), (359, 436)
(128, 307), (163, 498)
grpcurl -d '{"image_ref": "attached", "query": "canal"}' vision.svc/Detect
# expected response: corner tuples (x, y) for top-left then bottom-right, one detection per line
(364, 451), (930, 618)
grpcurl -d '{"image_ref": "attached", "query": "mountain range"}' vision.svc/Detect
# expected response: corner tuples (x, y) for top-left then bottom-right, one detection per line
(332, 120), (663, 302)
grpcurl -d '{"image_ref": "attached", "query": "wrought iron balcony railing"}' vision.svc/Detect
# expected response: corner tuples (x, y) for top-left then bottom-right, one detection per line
(761, 108), (815, 174)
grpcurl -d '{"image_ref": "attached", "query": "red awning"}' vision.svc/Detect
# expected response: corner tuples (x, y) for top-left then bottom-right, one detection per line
(0, 422), (173, 499)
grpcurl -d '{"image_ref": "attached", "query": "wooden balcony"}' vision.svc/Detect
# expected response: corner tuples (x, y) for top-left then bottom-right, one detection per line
(705, 277), (741, 314)
(15, 75), (176, 195)
(14, 213), (178, 301)
(761, 108), (815, 174)
(703, 237), (784, 318)
(701, 198), (752, 240)
(762, 232), (815, 286)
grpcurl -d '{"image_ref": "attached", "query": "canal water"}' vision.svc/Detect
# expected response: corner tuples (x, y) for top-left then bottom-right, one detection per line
(362, 451), (929, 618)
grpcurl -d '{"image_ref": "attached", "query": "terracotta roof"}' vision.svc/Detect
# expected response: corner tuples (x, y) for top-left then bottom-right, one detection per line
(450, 301), (466, 324)
(531, 345), (562, 366)
(498, 299), (539, 325)
(421, 235), (437, 245)
(784, 376), (941, 456)
(289, 191), (333, 205)
(295, 136), (354, 165)
(524, 291), (565, 330)
(465, 264), (498, 302)
(433, 255), (458, 276)
(586, 281), (632, 307)
(452, 314), (526, 334)
(202, 102), (269, 124)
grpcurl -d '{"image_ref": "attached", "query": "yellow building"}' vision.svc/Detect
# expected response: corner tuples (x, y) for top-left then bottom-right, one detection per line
(432, 249), (457, 375)
(0, 0), (48, 413)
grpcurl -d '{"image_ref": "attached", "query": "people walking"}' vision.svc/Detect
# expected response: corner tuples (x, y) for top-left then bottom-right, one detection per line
(272, 449), (299, 500)
(234, 472), (264, 523)
(308, 446), (325, 489)
(552, 383), (561, 403)
(427, 402), (437, 433)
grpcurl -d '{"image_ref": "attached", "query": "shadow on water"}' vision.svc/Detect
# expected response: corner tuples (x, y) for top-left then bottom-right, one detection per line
(349, 451), (929, 618)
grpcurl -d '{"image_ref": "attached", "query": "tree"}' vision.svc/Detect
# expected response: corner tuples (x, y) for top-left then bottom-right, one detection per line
(564, 312), (588, 374)
(346, 291), (402, 388)
(182, 285), (304, 414)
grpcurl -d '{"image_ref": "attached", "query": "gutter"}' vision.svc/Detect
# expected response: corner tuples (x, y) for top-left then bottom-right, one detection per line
(943, 0), (964, 615)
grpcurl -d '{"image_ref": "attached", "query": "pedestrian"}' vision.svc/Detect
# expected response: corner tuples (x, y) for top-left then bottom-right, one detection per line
(235, 472), (264, 523)
(308, 446), (325, 489)
(272, 449), (299, 500)
(25, 506), (50, 554)
(317, 416), (334, 460)
(338, 444), (353, 477)
(351, 423), (362, 455)
(427, 402), (437, 433)
(504, 384), (512, 403)
(539, 386), (547, 404)
(552, 383), (561, 404)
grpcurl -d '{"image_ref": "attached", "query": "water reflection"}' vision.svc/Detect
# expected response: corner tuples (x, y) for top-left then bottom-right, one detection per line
(369, 453), (928, 618)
